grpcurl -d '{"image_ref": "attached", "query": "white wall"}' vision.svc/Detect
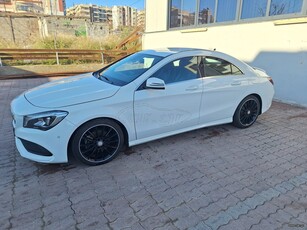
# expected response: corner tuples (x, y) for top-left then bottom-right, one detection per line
(145, 0), (168, 32)
(144, 0), (307, 107)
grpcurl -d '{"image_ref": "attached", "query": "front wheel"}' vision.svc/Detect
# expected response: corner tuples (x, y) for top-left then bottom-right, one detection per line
(71, 119), (124, 166)
(233, 95), (260, 129)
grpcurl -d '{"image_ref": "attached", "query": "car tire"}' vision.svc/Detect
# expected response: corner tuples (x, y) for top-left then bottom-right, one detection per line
(233, 95), (260, 129)
(71, 119), (124, 166)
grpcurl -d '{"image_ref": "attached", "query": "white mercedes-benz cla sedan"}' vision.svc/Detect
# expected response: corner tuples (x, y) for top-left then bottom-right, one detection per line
(11, 48), (274, 165)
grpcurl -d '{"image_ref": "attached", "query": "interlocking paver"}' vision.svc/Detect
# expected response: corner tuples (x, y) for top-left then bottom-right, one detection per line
(205, 211), (233, 230)
(136, 204), (163, 221)
(250, 219), (279, 230)
(225, 202), (250, 219)
(140, 213), (172, 230)
(253, 202), (279, 218)
(1, 77), (307, 229)
(232, 187), (256, 201)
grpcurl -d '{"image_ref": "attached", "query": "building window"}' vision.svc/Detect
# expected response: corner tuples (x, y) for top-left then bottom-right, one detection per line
(170, 0), (197, 28)
(170, 0), (182, 28)
(182, 0), (197, 26)
(241, 0), (268, 19)
(168, 0), (305, 29)
(198, 0), (216, 24)
(216, 0), (238, 22)
(269, 0), (303, 16)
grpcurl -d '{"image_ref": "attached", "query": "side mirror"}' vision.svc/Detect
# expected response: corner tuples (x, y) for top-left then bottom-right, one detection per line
(146, 77), (166, 90)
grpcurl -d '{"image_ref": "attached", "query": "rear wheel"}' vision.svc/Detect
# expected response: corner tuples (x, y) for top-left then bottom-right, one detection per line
(233, 95), (260, 128)
(71, 119), (124, 166)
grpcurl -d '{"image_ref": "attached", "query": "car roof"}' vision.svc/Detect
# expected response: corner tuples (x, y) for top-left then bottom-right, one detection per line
(140, 48), (255, 75)
(141, 47), (212, 57)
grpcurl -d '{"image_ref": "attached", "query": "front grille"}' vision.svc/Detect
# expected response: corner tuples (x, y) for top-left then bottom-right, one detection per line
(19, 138), (53, 157)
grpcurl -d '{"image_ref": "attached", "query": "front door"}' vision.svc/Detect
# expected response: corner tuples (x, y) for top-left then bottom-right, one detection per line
(134, 56), (203, 139)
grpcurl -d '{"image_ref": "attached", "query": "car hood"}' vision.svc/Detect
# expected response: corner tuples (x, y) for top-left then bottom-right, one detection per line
(24, 73), (120, 108)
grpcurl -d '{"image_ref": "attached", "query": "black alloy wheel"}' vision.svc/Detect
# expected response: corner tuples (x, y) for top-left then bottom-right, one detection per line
(71, 119), (124, 165)
(233, 95), (260, 128)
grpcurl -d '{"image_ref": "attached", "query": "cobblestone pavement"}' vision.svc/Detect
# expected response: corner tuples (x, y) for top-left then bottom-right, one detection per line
(1, 77), (307, 230)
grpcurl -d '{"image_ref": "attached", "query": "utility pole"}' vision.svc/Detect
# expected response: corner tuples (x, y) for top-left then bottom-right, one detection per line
(53, 0), (58, 50)
(2, 0), (16, 44)
(9, 15), (16, 44)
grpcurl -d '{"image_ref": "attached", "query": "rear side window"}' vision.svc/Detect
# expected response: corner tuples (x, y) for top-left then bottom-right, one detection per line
(202, 56), (243, 77)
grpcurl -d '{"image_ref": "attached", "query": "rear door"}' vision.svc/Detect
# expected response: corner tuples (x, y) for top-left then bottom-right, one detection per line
(199, 56), (250, 124)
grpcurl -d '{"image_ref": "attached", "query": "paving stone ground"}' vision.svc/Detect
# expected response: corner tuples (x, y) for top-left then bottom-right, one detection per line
(1, 77), (307, 230)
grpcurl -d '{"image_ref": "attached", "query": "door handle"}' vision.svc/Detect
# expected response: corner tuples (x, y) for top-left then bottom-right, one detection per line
(186, 86), (199, 91)
(231, 81), (241, 86)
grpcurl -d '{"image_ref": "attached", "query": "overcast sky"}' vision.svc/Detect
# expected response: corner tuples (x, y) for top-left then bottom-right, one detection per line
(66, 0), (145, 9)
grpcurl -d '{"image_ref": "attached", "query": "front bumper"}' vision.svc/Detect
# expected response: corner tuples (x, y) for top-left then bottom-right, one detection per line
(11, 95), (76, 164)
(13, 120), (75, 163)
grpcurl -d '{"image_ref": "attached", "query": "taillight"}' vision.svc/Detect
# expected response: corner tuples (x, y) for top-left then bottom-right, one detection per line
(268, 77), (274, 85)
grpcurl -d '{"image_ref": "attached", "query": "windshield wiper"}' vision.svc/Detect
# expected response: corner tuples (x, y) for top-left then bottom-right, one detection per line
(99, 75), (113, 84)
(93, 71), (112, 83)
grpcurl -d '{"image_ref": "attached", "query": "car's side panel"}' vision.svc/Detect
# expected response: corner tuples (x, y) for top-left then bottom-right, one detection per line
(199, 74), (253, 124)
(134, 78), (203, 139)
(65, 84), (137, 143)
(129, 117), (232, 147)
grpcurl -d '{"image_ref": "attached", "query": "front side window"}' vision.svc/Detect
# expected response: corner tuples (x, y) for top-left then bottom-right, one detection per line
(151, 56), (200, 84)
(241, 0), (268, 19)
(202, 57), (243, 76)
(97, 53), (163, 86)
(198, 0), (216, 24)
(216, 0), (238, 22)
(269, 0), (303, 16)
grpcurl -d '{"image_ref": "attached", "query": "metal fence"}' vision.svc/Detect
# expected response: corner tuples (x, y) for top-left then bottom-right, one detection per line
(0, 49), (129, 66)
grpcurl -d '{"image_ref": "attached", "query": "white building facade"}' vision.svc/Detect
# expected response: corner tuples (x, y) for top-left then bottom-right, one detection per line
(144, 0), (307, 107)
(112, 5), (137, 30)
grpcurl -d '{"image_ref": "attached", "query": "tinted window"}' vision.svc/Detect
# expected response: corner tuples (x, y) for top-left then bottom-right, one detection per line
(98, 53), (163, 86)
(202, 57), (243, 76)
(151, 56), (200, 84)
(241, 0), (268, 19)
(198, 0), (216, 24)
(269, 0), (303, 15)
(216, 0), (238, 22)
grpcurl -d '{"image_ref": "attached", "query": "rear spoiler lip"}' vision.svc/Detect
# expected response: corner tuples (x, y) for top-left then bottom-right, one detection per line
(252, 67), (274, 85)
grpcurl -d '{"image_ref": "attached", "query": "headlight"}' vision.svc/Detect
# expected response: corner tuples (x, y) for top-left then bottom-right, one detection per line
(23, 111), (68, 131)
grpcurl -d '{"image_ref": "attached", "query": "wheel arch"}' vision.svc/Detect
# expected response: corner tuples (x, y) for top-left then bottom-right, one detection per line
(249, 93), (263, 115)
(67, 117), (129, 160)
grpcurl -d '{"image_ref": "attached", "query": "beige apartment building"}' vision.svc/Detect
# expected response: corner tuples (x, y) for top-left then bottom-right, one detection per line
(137, 10), (145, 27)
(0, 0), (65, 15)
(66, 4), (138, 28)
(66, 4), (109, 23)
(144, 0), (307, 107)
(112, 5), (137, 30)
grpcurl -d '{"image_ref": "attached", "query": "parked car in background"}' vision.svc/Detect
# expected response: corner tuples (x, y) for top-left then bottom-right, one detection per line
(11, 48), (274, 166)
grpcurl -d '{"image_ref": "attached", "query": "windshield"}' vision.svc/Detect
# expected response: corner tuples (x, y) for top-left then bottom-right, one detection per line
(96, 52), (163, 86)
